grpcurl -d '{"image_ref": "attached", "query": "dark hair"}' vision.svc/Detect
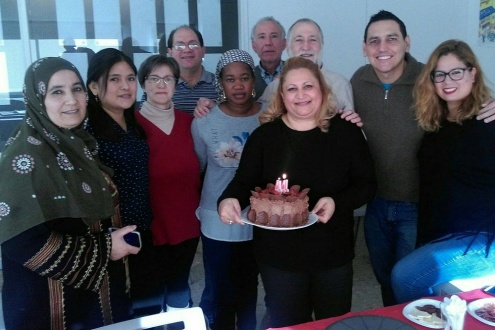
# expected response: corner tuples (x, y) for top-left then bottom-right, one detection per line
(86, 48), (145, 142)
(364, 10), (407, 42)
(167, 25), (204, 49)
(138, 55), (180, 87)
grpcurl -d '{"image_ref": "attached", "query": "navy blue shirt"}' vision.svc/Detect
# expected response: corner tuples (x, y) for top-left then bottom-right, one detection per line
(86, 121), (152, 231)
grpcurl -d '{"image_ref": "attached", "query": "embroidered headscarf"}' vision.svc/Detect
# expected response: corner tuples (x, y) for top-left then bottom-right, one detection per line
(214, 49), (256, 102)
(0, 57), (115, 244)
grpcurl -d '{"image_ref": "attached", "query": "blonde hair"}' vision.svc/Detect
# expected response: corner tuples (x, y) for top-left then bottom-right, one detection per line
(259, 57), (336, 132)
(415, 39), (492, 131)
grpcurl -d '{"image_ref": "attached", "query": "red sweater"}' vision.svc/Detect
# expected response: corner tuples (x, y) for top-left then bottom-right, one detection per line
(136, 110), (200, 245)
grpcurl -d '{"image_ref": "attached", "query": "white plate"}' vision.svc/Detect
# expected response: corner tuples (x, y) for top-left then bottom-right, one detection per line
(467, 297), (495, 326)
(240, 207), (318, 231)
(402, 298), (445, 329)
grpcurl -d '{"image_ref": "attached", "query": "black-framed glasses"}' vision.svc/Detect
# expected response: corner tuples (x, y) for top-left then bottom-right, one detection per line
(146, 75), (176, 85)
(430, 67), (472, 83)
(172, 42), (200, 51)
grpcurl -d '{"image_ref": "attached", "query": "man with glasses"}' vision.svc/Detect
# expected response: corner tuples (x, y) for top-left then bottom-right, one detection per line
(352, 10), (495, 307)
(167, 25), (217, 116)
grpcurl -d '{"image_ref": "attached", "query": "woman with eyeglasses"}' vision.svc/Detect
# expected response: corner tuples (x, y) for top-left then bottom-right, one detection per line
(85, 48), (157, 316)
(391, 39), (495, 303)
(136, 55), (201, 314)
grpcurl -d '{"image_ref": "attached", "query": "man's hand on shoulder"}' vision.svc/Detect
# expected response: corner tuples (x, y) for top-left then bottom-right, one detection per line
(194, 97), (216, 118)
(339, 108), (363, 127)
(477, 98), (495, 123)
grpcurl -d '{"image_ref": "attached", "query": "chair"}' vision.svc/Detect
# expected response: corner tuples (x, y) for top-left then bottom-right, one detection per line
(93, 307), (207, 330)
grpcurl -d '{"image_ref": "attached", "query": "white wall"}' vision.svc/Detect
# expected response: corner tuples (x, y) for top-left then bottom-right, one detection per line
(238, 0), (495, 86)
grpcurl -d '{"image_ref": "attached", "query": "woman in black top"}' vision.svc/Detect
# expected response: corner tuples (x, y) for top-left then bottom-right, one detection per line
(391, 40), (495, 303)
(218, 57), (376, 328)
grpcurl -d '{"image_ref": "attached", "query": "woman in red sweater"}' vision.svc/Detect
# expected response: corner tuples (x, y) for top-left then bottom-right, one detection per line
(136, 54), (201, 312)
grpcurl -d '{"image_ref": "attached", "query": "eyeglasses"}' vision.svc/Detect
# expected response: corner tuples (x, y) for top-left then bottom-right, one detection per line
(146, 75), (176, 85)
(172, 42), (200, 51)
(430, 67), (472, 83)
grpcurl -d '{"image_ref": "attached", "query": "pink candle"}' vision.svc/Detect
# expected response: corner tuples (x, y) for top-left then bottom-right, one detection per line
(282, 173), (288, 192)
(275, 177), (283, 193)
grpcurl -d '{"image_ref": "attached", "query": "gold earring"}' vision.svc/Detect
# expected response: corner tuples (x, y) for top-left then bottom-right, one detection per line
(95, 95), (99, 103)
(220, 91), (226, 102)
(251, 89), (256, 99)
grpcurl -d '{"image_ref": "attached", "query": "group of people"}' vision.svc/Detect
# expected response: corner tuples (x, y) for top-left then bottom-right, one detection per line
(0, 9), (495, 330)
(352, 11), (495, 309)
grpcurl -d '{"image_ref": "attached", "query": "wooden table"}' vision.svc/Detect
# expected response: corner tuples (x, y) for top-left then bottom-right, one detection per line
(269, 289), (493, 329)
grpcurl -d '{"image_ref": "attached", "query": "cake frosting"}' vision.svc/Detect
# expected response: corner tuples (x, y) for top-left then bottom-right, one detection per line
(247, 183), (310, 227)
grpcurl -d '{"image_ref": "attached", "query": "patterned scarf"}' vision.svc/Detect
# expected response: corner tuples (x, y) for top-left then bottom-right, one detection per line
(0, 57), (115, 244)
(214, 49), (256, 102)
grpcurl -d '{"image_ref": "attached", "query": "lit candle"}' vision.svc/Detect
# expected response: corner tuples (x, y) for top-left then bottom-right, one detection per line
(282, 173), (288, 193)
(275, 177), (283, 193)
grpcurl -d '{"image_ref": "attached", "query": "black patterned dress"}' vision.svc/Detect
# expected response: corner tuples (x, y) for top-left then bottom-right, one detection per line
(1, 176), (131, 330)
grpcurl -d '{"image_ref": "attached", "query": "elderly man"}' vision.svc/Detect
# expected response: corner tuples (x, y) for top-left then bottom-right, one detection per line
(259, 18), (354, 112)
(194, 18), (359, 125)
(167, 25), (217, 116)
(251, 16), (286, 98)
(194, 17), (285, 112)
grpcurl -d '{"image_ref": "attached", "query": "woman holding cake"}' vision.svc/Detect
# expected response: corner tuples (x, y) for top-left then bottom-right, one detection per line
(218, 56), (377, 328)
(191, 49), (265, 330)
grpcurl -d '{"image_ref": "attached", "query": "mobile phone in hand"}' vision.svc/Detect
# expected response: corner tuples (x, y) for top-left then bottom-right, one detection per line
(108, 227), (142, 248)
(483, 285), (495, 296)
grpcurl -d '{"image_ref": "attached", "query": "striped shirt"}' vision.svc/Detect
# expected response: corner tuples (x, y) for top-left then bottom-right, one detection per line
(173, 66), (217, 116)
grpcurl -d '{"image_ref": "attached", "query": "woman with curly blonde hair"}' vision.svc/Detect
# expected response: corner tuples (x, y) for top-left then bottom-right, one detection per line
(414, 39), (491, 132)
(392, 40), (495, 303)
(259, 56), (337, 132)
(218, 56), (376, 328)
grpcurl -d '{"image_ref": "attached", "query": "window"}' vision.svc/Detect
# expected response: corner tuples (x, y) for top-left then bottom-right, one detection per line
(0, 0), (238, 148)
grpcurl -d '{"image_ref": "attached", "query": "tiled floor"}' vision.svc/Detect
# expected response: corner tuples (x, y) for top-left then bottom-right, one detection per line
(0, 221), (382, 330)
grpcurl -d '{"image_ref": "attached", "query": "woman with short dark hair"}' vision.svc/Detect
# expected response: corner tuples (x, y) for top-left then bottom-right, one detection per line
(136, 54), (201, 313)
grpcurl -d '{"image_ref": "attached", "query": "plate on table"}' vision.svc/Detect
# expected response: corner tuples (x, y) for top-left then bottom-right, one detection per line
(467, 297), (495, 326)
(240, 207), (318, 231)
(402, 298), (445, 329)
